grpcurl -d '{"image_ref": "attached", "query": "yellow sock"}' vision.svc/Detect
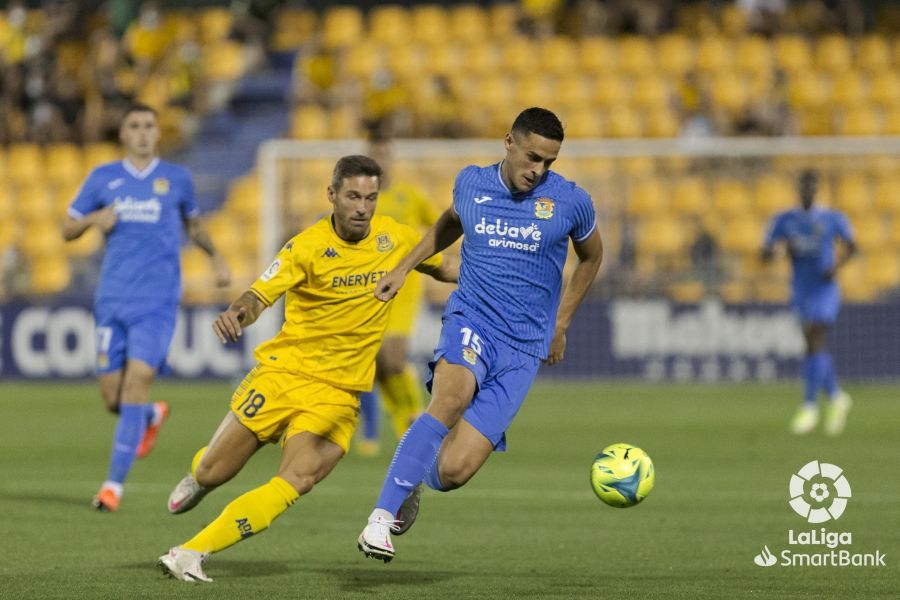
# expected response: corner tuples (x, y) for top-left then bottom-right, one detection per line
(190, 446), (208, 478)
(381, 366), (424, 439)
(181, 476), (299, 554)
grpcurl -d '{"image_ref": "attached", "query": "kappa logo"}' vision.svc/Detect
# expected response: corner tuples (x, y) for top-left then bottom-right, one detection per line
(473, 195), (492, 204)
(322, 247), (339, 258)
(789, 460), (851, 523)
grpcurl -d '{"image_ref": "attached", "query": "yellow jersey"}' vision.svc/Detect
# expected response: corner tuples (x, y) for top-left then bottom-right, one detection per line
(248, 215), (442, 391)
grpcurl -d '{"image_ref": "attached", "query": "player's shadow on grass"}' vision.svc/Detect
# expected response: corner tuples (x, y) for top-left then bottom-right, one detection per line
(0, 491), (91, 509)
(315, 567), (458, 592)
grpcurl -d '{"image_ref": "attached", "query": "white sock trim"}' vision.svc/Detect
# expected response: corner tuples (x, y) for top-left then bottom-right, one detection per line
(369, 508), (395, 523)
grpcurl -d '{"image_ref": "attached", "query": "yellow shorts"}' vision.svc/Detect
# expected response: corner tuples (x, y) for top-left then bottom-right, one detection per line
(230, 364), (359, 453)
(385, 270), (424, 337)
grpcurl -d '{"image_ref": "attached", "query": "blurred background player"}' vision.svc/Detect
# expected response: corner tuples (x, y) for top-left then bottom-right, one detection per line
(762, 170), (856, 435)
(62, 103), (230, 512)
(355, 121), (442, 456)
(158, 156), (457, 582)
(358, 108), (603, 562)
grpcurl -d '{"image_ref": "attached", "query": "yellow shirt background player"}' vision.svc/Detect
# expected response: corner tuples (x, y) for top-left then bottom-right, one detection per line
(157, 155), (458, 583)
(359, 133), (444, 451)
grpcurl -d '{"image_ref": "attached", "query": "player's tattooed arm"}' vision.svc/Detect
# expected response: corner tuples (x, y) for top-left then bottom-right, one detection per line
(62, 205), (117, 241)
(546, 228), (604, 366)
(212, 291), (267, 343)
(186, 216), (231, 287)
(376, 208), (463, 301)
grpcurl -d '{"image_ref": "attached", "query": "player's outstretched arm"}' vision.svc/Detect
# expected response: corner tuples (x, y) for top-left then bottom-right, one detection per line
(546, 228), (604, 366)
(186, 216), (231, 287)
(375, 208), (463, 301)
(212, 291), (267, 343)
(62, 204), (117, 241)
(415, 253), (459, 284)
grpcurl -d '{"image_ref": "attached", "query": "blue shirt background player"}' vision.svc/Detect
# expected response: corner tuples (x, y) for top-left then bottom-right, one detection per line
(63, 103), (230, 511)
(762, 169), (856, 436)
(358, 107), (604, 562)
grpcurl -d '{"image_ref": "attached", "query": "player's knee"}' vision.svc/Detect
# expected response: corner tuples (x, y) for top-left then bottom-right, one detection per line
(277, 470), (316, 495)
(99, 390), (119, 414)
(194, 462), (229, 488)
(438, 457), (477, 490)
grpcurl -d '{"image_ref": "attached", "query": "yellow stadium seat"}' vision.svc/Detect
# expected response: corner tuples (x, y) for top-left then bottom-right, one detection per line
(839, 106), (883, 136)
(450, 5), (489, 44)
(864, 254), (900, 291)
(271, 9), (317, 51)
(631, 76), (670, 109)
(656, 34), (695, 76)
(713, 179), (752, 217)
(754, 174), (795, 215)
(500, 37), (535, 74)
(884, 107), (900, 135)
(64, 226), (102, 257)
(322, 6), (364, 48)
(387, 44), (426, 77)
(16, 183), (54, 223)
(7, 144), (44, 186)
(199, 8), (232, 44)
(45, 143), (84, 184)
(832, 173), (871, 214)
(473, 74), (512, 112)
(462, 43), (500, 75)
(427, 44), (463, 76)
(203, 41), (245, 82)
(774, 36), (812, 73)
(411, 5), (449, 45)
(579, 37), (617, 74)
(870, 71), (900, 107)
(540, 36), (578, 75)
(856, 35), (890, 72)
(637, 218), (687, 255)
(83, 143), (120, 170)
(735, 36), (773, 75)
(890, 218), (900, 246)
(555, 74), (591, 110)
(788, 72), (830, 109)
(695, 36), (733, 73)
(369, 5), (410, 45)
(290, 105), (329, 139)
(627, 179), (669, 216)
(329, 106), (360, 139)
(593, 74), (630, 107)
(671, 176), (708, 216)
(719, 280), (751, 303)
(21, 221), (63, 259)
(30, 257), (71, 295)
(604, 105), (642, 138)
(645, 109), (680, 138)
(562, 108), (602, 138)
(667, 281), (706, 303)
(345, 41), (385, 78)
(873, 175), (900, 213)
(488, 3), (518, 37)
(851, 216), (886, 252)
(617, 36), (654, 74)
(796, 108), (834, 135)
(839, 261), (877, 301)
(815, 35), (852, 73)
(718, 217), (763, 255)
(711, 72), (748, 113)
(831, 71), (868, 108)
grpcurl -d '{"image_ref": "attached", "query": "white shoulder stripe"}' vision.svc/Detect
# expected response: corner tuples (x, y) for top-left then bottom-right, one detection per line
(67, 207), (85, 219)
(573, 222), (597, 243)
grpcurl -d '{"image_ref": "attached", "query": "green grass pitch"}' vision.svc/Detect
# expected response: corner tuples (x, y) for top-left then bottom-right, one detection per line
(2, 380), (898, 599)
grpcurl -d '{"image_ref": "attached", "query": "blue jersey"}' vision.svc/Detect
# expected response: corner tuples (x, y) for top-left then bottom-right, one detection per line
(68, 158), (199, 304)
(446, 163), (596, 358)
(763, 207), (854, 296)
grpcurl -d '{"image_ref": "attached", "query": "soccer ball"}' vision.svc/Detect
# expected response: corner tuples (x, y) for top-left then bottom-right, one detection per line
(590, 443), (655, 508)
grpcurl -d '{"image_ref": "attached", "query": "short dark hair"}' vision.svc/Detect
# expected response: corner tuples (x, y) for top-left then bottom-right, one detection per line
(799, 169), (818, 187)
(511, 107), (564, 142)
(331, 155), (383, 190)
(121, 103), (158, 122)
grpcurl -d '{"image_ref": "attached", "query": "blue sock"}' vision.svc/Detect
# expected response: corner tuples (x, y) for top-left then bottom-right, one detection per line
(819, 352), (839, 398)
(376, 413), (448, 515)
(106, 403), (146, 484)
(802, 355), (818, 405)
(424, 459), (446, 492)
(359, 391), (380, 441)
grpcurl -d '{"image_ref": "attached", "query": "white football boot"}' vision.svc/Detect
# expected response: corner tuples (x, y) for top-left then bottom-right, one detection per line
(158, 547), (212, 583)
(357, 512), (401, 563)
(394, 484), (423, 536)
(824, 390), (852, 436)
(790, 404), (819, 435)
(167, 473), (209, 514)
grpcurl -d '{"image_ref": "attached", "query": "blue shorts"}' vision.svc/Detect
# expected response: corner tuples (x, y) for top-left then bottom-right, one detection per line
(94, 300), (177, 374)
(792, 285), (840, 324)
(427, 312), (541, 451)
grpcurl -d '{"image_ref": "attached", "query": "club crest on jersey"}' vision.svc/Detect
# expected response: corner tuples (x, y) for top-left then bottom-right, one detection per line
(322, 247), (339, 258)
(534, 198), (554, 219)
(462, 347), (478, 365)
(376, 233), (394, 253)
(97, 352), (109, 370)
(152, 178), (169, 195)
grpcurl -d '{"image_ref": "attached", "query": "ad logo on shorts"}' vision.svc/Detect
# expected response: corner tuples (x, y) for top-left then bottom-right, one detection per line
(474, 218), (543, 252)
(462, 347), (478, 365)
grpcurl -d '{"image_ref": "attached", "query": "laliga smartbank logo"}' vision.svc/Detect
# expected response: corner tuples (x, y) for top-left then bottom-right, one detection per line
(753, 461), (886, 568)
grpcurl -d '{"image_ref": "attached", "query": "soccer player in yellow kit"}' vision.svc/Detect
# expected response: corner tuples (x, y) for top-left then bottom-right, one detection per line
(356, 132), (442, 453)
(157, 155), (457, 583)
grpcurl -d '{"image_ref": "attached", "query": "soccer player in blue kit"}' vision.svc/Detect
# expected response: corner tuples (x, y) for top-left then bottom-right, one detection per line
(762, 170), (856, 436)
(63, 104), (231, 511)
(357, 107), (604, 562)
